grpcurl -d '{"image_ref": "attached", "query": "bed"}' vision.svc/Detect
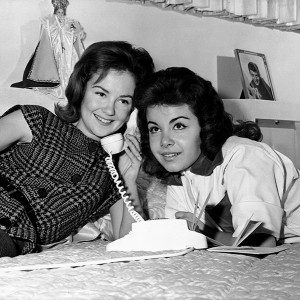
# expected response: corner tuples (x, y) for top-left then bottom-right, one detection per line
(1, 240), (300, 299)
(1, 88), (300, 299)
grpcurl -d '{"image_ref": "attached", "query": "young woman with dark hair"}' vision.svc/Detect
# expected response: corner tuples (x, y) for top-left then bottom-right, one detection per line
(135, 67), (300, 247)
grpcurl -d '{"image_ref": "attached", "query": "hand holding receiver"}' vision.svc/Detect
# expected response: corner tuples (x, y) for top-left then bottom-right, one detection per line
(118, 134), (142, 182)
(119, 133), (145, 220)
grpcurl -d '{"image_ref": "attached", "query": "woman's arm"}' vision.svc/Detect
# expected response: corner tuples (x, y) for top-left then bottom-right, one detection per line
(118, 134), (146, 218)
(224, 144), (287, 246)
(110, 194), (143, 240)
(110, 199), (125, 240)
(175, 211), (276, 246)
(110, 134), (146, 240)
(239, 233), (276, 247)
(0, 109), (32, 151)
(175, 211), (235, 246)
(198, 223), (276, 247)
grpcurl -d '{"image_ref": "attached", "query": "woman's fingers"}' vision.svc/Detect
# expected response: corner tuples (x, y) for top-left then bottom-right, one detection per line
(175, 211), (194, 230)
(175, 211), (194, 222)
(125, 134), (142, 161)
(176, 211), (206, 231)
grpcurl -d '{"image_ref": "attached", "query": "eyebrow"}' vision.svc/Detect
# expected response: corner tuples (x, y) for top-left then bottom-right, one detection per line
(92, 84), (133, 99)
(147, 116), (190, 125)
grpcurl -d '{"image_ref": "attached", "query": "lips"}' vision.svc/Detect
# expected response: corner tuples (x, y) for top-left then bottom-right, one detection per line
(94, 114), (113, 125)
(161, 152), (180, 161)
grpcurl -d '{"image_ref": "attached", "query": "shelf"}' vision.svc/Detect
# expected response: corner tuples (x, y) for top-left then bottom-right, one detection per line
(223, 99), (300, 122)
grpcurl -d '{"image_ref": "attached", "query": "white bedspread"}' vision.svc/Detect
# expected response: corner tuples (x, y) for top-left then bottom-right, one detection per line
(0, 240), (300, 299)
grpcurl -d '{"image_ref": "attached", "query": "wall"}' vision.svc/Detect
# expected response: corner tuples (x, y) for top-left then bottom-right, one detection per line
(1, 0), (300, 104)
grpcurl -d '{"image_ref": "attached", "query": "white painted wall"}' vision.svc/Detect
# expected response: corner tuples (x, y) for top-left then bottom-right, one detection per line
(1, 0), (300, 165)
(1, 0), (300, 104)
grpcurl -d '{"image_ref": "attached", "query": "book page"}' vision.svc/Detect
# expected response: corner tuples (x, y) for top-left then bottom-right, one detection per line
(203, 215), (262, 248)
(233, 220), (263, 246)
(207, 245), (289, 255)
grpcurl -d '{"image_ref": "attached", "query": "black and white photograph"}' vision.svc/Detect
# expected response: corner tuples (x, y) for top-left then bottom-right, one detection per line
(1, 1), (300, 299)
(234, 49), (275, 101)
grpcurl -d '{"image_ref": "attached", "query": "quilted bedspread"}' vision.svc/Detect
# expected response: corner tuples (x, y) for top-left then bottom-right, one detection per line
(0, 240), (300, 300)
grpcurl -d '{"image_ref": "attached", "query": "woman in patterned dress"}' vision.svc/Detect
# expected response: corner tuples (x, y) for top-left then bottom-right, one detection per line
(0, 41), (154, 257)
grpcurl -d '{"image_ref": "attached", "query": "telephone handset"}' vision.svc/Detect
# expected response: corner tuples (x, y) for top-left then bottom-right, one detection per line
(101, 133), (144, 223)
(100, 133), (125, 155)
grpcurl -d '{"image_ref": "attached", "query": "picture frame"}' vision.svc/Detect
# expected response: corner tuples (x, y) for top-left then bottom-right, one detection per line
(234, 49), (275, 101)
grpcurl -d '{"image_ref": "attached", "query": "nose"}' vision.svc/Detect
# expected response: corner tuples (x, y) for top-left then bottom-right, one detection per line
(160, 131), (174, 148)
(102, 100), (115, 116)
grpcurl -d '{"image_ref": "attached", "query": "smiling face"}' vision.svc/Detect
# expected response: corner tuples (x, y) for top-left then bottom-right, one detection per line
(147, 104), (201, 173)
(76, 70), (135, 141)
(249, 69), (260, 86)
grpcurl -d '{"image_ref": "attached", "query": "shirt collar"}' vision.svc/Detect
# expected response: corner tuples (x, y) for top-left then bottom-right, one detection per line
(165, 150), (224, 186)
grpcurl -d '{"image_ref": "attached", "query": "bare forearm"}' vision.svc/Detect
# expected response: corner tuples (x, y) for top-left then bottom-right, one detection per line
(239, 233), (276, 247)
(196, 226), (236, 246)
(197, 226), (276, 247)
(123, 178), (146, 218)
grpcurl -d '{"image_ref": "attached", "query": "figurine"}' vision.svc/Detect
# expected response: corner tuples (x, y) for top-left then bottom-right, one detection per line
(11, 0), (86, 99)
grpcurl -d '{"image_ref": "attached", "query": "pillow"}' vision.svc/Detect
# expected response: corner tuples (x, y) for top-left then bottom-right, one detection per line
(0, 87), (57, 115)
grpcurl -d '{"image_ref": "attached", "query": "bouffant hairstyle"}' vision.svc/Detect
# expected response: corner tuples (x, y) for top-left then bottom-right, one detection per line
(55, 41), (154, 123)
(135, 67), (261, 179)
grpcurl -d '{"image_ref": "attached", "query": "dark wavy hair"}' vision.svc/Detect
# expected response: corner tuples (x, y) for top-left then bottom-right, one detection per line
(135, 67), (262, 179)
(248, 62), (260, 76)
(55, 41), (154, 122)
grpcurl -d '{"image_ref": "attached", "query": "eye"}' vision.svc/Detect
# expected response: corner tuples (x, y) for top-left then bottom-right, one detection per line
(118, 98), (130, 105)
(116, 98), (132, 111)
(174, 122), (187, 130)
(96, 91), (106, 98)
(148, 126), (160, 134)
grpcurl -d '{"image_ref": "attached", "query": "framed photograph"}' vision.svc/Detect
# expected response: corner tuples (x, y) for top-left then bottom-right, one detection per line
(234, 49), (275, 101)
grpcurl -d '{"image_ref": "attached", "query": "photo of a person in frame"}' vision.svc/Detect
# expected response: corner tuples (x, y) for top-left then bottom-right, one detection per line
(247, 62), (274, 100)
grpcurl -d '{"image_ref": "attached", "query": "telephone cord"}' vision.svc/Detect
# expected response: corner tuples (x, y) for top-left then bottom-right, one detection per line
(105, 153), (144, 222)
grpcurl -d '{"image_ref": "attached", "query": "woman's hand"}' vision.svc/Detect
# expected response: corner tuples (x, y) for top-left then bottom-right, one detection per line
(176, 211), (235, 245)
(114, 134), (145, 238)
(175, 211), (276, 247)
(175, 211), (206, 231)
(118, 134), (142, 184)
(118, 133), (145, 219)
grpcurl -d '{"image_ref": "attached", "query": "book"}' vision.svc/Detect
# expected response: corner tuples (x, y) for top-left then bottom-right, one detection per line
(204, 214), (263, 247)
(203, 215), (288, 255)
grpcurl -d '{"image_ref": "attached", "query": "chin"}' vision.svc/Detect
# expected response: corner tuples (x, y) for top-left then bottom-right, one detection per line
(162, 163), (183, 173)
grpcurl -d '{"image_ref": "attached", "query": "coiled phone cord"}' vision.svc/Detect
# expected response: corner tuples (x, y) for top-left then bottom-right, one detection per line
(105, 153), (144, 222)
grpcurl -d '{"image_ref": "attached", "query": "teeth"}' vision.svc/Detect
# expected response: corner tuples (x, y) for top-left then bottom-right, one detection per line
(95, 114), (112, 124)
(163, 153), (178, 157)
